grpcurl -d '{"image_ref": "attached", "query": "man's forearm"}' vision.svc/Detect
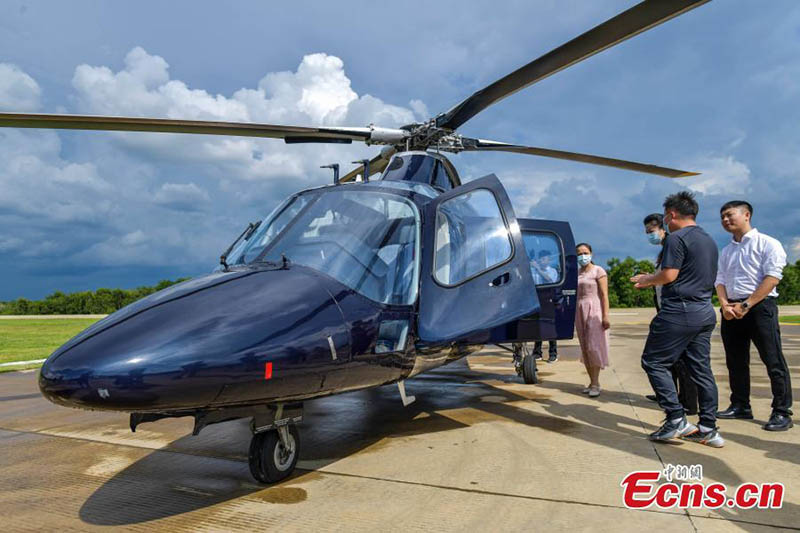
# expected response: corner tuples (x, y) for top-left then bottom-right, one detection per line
(640, 269), (676, 288)
(746, 276), (780, 307)
(716, 284), (730, 307)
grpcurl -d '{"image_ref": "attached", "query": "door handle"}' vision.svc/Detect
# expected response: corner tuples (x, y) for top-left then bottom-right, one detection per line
(489, 272), (510, 287)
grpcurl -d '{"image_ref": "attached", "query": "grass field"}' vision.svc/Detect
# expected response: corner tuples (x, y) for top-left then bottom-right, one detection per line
(782, 315), (800, 324)
(0, 318), (100, 366)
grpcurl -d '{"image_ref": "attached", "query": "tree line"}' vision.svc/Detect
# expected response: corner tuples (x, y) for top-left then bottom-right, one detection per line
(0, 279), (189, 315)
(605, 257), (800, 308)
(1, 260), (799, 314)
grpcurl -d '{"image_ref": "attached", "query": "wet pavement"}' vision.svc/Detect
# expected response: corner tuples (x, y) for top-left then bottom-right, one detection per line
(1, 309), (798, 531)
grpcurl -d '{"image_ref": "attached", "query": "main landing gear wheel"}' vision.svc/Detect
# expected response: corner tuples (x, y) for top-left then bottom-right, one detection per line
(522, 352), (538, 384)
(512, 343), (538, 384)
(248, 425), (300, 484)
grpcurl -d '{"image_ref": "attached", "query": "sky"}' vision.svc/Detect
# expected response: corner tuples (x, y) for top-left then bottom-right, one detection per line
(1, 0), (799, 301)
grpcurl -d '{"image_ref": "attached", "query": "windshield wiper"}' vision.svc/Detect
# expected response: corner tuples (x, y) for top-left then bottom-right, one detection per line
(220, 220), (261, 271)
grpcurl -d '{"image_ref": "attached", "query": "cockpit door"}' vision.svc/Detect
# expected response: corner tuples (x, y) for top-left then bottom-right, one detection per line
(417, 174), (539, 344)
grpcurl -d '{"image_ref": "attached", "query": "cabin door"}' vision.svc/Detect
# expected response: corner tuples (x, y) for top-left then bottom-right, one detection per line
(490, 218), (578, 342)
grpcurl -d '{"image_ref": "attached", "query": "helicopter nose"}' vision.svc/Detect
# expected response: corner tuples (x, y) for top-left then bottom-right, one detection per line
(38, 266), (348, 412)
(39, 352), (159, 409)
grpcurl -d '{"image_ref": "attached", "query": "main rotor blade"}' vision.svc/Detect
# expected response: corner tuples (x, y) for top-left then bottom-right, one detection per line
(340, 148), (397, 183)
(462, 138), (698, 178)
(0, 113), (373, 143)
(437, 0), (710, 131)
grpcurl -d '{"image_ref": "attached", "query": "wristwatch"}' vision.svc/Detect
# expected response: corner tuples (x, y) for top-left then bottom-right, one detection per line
(741, 300), (750, 310)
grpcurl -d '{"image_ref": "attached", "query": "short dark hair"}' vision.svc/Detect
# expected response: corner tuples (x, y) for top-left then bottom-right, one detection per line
(576, 242), (592, 253)
(538, 250), (552, 259)
(643, 213), (664, 228)
(663, 191), (699, 218)
(720, 200), (753, 217)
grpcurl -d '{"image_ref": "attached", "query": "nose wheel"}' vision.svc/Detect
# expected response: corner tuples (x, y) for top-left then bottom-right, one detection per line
(249, 424), (300, 483)
(247, 403), (303, 484)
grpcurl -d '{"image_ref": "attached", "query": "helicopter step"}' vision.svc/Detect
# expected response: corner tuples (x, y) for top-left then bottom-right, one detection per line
(249, 403), (303, 484)
(397, 380), (416, 407)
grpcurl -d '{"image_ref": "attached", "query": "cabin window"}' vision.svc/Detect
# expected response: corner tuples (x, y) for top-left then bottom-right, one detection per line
(521, 231), (564, 286)
(433, 188), (512, 286)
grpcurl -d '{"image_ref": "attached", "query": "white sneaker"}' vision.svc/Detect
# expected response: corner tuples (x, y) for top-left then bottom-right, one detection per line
(582, 386), (591, 394)
(588, 387), (600, 397)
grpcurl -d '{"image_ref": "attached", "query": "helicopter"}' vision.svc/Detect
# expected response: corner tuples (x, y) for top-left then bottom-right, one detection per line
(0, 0), (709, 484)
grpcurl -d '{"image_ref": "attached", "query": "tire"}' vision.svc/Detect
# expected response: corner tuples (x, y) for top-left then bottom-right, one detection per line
(522, 353), (538, 384)
(248, 425), (300, 484)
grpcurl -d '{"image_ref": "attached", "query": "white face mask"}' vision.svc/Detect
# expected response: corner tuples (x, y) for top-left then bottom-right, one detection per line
(577, 254), (592, 267)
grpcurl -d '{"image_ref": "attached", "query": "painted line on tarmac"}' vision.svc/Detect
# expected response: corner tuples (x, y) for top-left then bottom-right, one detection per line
(0, 359), (45, 368)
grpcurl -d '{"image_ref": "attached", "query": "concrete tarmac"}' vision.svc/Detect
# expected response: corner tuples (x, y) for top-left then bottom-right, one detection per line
(0, 309), (798, 531)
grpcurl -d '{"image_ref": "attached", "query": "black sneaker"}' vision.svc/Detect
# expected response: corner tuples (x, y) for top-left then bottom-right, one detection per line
(681, 428), (725, 448)
(533, 352), (543, 361)
(648, 416), (697, 442)
(547, 353), (558, 363)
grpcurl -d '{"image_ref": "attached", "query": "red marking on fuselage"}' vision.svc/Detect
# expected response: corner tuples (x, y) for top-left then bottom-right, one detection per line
(264, 362), (273, 380)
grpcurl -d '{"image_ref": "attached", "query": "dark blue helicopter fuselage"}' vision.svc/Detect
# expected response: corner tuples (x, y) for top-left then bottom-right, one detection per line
(39, 180), (475, 414)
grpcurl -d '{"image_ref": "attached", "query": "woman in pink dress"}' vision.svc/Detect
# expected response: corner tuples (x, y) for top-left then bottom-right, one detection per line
(575, 243), (610, 397)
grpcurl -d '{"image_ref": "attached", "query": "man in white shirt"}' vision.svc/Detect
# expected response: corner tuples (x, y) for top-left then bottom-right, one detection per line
(715, 200), (793, 431)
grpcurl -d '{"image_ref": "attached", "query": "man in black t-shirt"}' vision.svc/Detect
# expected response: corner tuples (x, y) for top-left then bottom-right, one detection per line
(631, 191), (722, 447)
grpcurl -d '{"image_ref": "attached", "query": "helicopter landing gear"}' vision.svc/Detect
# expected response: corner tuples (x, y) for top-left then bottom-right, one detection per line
(248, 403), (303, 484)
(512, 342), (538, 384)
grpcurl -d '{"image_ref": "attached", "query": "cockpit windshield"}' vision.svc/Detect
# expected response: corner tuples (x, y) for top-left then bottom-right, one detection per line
(229, 189), (420, 306)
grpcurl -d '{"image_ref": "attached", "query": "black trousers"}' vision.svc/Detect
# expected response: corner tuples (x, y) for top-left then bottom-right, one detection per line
(672, 359), (699, 414)
(720, 298), (793, 415)
(642, 316), (718, 428)
(533, 340), (557, 356)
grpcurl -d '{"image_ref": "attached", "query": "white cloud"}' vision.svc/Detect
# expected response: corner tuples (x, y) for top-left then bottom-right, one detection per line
(153, 182), (211, 211)
(681, 155), (751, 196)
(70, 48), (419, 182)
(791, 237), (800, 261)
(0, 51), (426, 275)
(0, 63), (42, 112)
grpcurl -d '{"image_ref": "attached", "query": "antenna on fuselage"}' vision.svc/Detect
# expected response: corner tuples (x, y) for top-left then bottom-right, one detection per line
(320, 163), (340, 185)
(352, 159), (370, 183)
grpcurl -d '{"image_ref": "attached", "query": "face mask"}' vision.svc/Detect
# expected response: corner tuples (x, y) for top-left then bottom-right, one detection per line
(663, 214), (672, 234)
(647, 231), (662, 245)
(577, 254), (592, 267)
